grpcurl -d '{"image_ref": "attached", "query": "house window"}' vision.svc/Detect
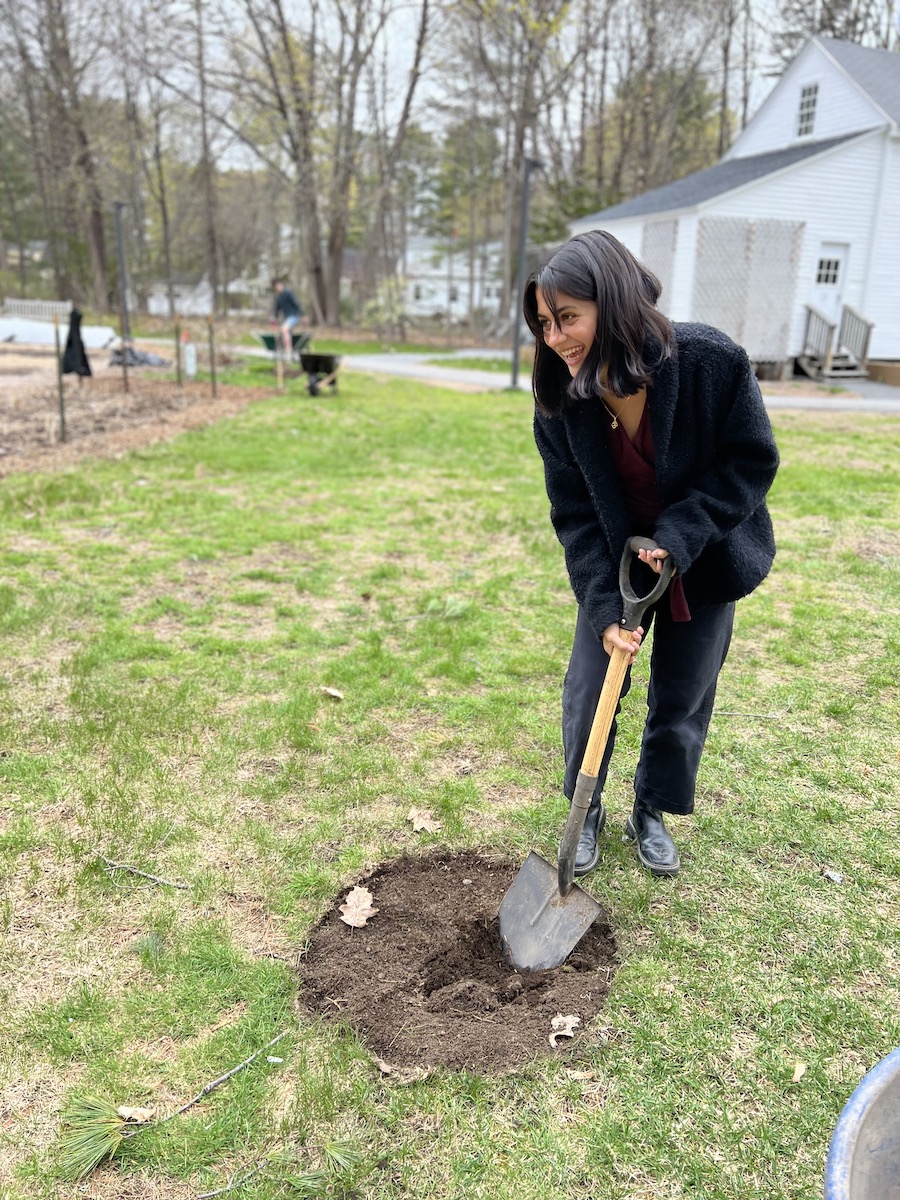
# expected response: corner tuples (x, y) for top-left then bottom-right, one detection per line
(816, 258), (840, 285)
(797, 83), (818, 137)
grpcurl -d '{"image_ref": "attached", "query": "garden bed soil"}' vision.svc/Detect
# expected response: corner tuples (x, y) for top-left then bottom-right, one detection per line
(299, 850), (617, 1075)
(0, 355), (275, 478)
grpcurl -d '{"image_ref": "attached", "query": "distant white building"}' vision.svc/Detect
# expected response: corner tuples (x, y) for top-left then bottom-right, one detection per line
(402, 236), (503, 322)
(571, 36), (900, 378)
(146, 276), (270, 317)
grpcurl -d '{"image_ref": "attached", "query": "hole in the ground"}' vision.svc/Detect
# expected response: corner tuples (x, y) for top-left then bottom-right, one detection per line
(299, 850), (619, 1072)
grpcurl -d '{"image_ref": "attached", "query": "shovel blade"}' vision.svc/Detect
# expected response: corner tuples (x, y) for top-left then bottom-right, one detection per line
(499, 851), (602, 972)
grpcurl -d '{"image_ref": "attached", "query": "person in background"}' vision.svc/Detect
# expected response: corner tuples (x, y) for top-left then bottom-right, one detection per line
(272, 278), (306, 356)
(524, 230), (779, 879)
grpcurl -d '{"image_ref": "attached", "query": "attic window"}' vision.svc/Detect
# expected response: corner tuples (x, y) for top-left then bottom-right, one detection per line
(797, 83), (818, 137)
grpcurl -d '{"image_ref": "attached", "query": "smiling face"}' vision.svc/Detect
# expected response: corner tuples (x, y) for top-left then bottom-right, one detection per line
(534, 287), (599, 376)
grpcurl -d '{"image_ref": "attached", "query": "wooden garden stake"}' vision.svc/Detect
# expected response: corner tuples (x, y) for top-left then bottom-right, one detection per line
(207, 314), (217, 397)
(53, 314), (66, 442)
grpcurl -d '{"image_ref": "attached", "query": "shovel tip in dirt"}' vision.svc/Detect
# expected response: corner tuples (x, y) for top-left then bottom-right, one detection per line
(498, 851), (602, 972)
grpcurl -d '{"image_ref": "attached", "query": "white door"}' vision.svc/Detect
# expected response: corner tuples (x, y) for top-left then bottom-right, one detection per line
(811, 241), (848, 325)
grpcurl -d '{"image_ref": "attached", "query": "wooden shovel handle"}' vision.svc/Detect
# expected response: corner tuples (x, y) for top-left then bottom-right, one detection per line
(581, 637), (633, 777)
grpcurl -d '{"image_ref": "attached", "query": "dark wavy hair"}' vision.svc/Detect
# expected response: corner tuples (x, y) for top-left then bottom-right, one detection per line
(523, 230), (675, 415)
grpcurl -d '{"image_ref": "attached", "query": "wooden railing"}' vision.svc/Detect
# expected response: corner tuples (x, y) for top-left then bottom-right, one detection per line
(837, 306), (874, 368)
(803, 305), (836, 372)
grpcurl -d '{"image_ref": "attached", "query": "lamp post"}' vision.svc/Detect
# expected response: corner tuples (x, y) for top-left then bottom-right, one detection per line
(510, 157), (543, 390)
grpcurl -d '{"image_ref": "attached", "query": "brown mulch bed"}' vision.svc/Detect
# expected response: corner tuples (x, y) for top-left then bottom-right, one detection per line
(0, 362), (276, 479)
(299, 851), (617, 1075)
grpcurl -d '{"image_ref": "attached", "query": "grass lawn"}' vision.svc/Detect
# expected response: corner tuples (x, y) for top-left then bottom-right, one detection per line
(423, 356), (525, 373)
(1, 374), (898, 1199)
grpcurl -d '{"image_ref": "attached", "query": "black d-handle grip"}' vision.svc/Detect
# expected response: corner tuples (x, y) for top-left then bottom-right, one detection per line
(618, 536), (675, 631)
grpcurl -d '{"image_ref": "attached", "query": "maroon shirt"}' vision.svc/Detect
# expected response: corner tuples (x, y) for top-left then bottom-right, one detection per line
(608, 403), (691, 622)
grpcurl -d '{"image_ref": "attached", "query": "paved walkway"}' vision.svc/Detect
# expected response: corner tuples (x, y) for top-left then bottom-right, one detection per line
(341, 350), (900, 413)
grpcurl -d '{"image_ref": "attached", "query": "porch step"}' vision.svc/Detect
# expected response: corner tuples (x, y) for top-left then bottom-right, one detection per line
(797, 353), (869, 382)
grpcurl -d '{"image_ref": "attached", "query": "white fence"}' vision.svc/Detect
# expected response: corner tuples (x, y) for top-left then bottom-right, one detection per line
(2, 298), (73, 320)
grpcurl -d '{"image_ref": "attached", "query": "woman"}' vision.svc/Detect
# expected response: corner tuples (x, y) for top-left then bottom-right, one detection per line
(524, 230), (778, 878)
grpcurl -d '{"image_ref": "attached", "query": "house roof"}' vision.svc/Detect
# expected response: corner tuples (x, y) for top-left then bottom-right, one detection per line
(575, 131), (866, 223)
(817, 36), (900, 124)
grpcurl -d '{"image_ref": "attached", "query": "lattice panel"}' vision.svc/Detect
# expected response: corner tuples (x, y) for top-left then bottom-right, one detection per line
(640, 220), (677, 314)
(744, 219), (805, 361)
(692, 217), (804, 361)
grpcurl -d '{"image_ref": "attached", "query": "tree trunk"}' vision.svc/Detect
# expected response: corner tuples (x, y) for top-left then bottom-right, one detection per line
(195, 0), (220, 315)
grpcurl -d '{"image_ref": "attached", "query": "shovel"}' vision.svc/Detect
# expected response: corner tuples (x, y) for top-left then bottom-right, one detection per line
(499, 536), (675, 971)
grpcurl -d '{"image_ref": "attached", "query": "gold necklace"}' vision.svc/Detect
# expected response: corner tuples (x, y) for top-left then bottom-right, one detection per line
(600, 390), (634, 430)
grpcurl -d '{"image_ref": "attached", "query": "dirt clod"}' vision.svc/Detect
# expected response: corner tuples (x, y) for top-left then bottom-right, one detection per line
(299, 850), (617, 1073)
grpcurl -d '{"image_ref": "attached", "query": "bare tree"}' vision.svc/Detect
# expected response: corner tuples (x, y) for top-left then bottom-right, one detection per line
(448, 0), (572, 318)
(359, 0), (431, 334)
(0, 0), (113, 307)
(178, 0), (430, 326)
(193, 0), (221, 312)
(772, 0), (892, 58)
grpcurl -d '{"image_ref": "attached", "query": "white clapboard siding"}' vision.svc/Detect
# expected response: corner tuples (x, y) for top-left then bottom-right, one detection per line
(569, 37), (899, 364)
(860, 138), (900, 360)
(728, 41), (888, 161)
(710, 131), (887, 355)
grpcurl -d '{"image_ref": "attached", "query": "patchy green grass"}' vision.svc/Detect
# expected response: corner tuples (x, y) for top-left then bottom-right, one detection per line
(0, 380), (898, 1199)
(424, 355), (523, 373)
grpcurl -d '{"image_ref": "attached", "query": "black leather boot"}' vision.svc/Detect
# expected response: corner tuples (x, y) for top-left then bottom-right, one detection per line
(624, 800), (680, 877)
(572, 796), (606, 877)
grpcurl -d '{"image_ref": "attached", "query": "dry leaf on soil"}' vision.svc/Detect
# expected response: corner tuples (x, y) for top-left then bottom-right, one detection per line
(407, 807), (442, 834)
(339, 885), (379, 928)
(549, 1013), (581, 1047)
(373, 1054), (430, 1085)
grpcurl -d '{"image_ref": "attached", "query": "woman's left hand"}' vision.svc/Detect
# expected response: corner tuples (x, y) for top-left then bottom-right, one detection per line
(638, 546), (674, 575)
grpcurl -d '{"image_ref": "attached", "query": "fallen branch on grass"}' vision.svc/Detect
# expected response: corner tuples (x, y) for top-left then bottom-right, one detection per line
(196, 1162), (267, 1198)
(98, 855), (189, 890)
(124, 1030), (290, 1133)
(59, 1031), (289, 1179)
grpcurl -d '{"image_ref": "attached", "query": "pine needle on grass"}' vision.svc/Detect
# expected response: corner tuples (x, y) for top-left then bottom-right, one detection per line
(55, 1032), (289, 1181)
(58, 1095), (125, 1180)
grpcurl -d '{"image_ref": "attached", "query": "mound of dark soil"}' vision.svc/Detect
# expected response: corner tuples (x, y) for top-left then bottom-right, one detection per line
(299, 850), (617, 1074)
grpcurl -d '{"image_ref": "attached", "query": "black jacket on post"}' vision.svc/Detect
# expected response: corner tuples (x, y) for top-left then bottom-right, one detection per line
(534, 323), (779, 639)
(62, 309), (92, 377)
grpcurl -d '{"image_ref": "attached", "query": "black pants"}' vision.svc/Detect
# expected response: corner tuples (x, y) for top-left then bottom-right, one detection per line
(562, 600), (734, 816)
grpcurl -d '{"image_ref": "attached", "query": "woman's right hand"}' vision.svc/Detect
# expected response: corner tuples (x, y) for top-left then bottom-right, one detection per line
(602, 623), (642, 661)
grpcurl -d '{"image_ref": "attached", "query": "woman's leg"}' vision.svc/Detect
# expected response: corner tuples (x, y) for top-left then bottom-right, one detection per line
(634, 601), (735, 817)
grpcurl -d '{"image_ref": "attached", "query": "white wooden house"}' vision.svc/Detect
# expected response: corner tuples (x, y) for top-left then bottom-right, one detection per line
(402, 236), (503, 323)
(570, 37), (900, 378)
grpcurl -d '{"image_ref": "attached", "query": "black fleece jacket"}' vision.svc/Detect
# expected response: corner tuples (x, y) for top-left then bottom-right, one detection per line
(534, 323), (779, 639)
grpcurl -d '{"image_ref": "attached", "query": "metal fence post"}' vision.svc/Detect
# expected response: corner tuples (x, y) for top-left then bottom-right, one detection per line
(511, 157), (543, 391)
